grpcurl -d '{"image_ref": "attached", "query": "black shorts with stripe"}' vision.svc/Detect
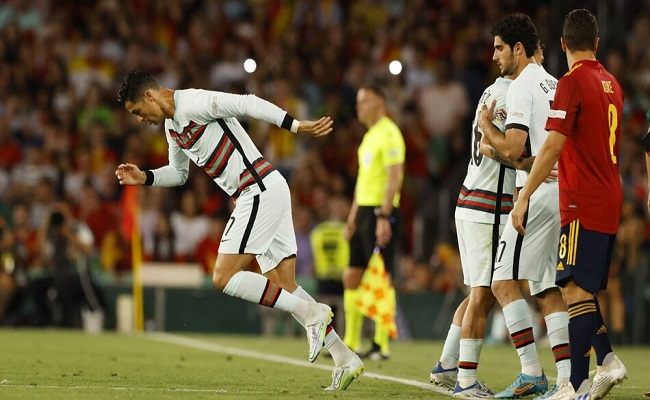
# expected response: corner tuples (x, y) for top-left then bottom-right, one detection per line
(349, 206), (399, 275)
(556, 219), (616, 294)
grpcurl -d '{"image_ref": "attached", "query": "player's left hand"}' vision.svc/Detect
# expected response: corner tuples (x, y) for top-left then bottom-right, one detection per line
(115, 163), (145, 185)
(297, 117), (333, 137)
(511, 197), (528, 235)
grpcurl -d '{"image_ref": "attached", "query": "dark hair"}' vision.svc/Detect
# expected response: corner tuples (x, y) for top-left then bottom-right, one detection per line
(490, 13), (538, 58)
(359, 82), (386, 101)
(563, 9), (598, 52)
(117, 70), (161, 107)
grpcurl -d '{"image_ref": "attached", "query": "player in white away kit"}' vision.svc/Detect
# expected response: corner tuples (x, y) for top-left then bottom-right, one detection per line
(115, 71), (363, 390)
(430, 40), (567, 400)
(480, 15), (571, 400)
(429, 74), (515, 398)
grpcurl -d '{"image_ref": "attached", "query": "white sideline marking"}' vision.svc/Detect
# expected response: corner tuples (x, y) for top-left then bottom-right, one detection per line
(147, 332), (450, 393)
(0, 384), (228, 393)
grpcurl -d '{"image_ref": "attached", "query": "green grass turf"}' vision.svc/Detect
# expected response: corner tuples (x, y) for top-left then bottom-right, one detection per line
(0, 329), (647, 399)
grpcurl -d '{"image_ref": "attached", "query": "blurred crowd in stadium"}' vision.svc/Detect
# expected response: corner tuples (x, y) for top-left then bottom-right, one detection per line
(0, 0), (648, 341)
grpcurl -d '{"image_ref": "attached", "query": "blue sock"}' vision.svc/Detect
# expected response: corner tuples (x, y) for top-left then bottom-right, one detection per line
(592, 298), (613, 366)
(568, 299), (597, 391)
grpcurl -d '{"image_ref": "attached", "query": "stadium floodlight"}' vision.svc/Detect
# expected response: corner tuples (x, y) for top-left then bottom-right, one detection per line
(244, 58), (257, 73)
(388, 60), (402, 75)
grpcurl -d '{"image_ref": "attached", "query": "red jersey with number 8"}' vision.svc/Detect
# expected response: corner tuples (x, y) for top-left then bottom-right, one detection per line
(545, 59), (623, 234)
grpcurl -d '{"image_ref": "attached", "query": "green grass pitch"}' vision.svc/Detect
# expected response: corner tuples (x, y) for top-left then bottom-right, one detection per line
(0, 329), (647, 399)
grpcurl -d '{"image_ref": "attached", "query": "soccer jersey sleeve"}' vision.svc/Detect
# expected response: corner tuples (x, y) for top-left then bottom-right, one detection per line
(145, 122), (191, 187)
(492, 97), (508, 132)
(545, 75), (580, 137)
(206, 91), (297, 132)
(505, 85), (533, 132)
(382, 126), (406, 166)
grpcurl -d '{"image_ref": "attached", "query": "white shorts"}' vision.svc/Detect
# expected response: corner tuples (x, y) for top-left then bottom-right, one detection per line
(218, 180), (297, 274)
(456, 218), (504, 287)
(493, 182), (559, 296)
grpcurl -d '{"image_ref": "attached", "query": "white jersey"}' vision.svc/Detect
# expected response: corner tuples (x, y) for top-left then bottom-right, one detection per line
(151, 89), (294, 199)
(505, 63), (557, 187)
(493, 64), (560, 293)
(455, 77), (516, 224)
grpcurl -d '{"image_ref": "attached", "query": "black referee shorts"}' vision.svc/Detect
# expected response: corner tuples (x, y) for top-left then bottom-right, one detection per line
(348, 206), (399, 275)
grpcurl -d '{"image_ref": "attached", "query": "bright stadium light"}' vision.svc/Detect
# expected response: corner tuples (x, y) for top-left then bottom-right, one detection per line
(388, 60), (402, 75)
(244, 58), (257, 73)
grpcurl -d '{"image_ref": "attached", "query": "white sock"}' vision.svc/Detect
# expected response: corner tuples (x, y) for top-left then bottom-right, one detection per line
(440, 324), (461, 369)
(545, 312), (571, 384)
(292, 286), (353, 366)
(223, 271), (308, 319)
(457, 338), (483, 387)
(503, 299), (542, 377)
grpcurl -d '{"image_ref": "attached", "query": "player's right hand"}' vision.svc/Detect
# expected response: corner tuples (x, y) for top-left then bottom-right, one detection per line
(511, 197), (528, 235)
(115, 163), (145, 185)
(478, 100), (496, 131)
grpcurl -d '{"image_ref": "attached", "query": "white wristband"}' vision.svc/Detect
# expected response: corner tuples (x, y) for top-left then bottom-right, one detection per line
(291, 119), (300, 133)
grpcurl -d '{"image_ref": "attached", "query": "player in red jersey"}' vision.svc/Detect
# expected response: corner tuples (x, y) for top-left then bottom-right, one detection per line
(511, 9), (627, 399)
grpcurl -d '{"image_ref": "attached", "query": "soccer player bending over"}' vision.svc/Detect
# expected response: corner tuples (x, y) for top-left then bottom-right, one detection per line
(115, 71), (364, 390)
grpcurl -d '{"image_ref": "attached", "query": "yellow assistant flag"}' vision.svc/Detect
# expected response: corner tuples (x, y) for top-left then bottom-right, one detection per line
(355, 248), (398, 339)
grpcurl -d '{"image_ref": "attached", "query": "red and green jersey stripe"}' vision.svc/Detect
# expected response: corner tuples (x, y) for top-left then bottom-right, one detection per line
(169, 121), (207, 149)
(202, 134), (235, 179)
(457, 186), (514, 214)
(233, 158), (276, 200)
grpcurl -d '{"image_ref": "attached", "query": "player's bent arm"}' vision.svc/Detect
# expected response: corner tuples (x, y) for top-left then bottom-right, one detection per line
(478, 114), (527, 163)
(209, 92), (302, 133)
(480, 131), (531, 170)
(516, 130), (566, 202)
(146, 144), (191, 187)
(147, 165), (189, 187)
(208, 91), (333, 137)
(512, 156), (535, 172)
(480, 138), (517, 168)
(494, 126), (528, 163)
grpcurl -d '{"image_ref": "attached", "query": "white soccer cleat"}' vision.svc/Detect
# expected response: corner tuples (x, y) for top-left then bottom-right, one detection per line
(590, 353), (627, 399)
(452, 380), (495, 398)
(305, 303), (332, 363)
(534, 382), (575, 400)
(325, 354), (364, 390)
(430, 361), (458, 391)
